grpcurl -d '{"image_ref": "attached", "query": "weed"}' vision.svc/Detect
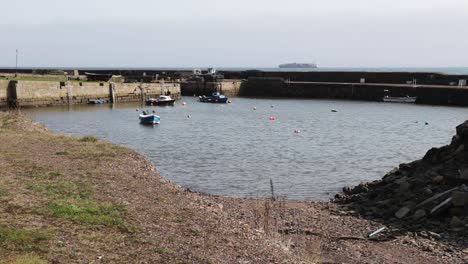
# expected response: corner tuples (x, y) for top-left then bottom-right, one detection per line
(10, 254), (47, 264)
(0, 226), (52, 251)
(55, 241), (65, 248)
(0, 189), (8, 197)
(79, 136), (98, 143)
(55, 151), (69, 156)
(154, 247), (165, 254)
(190, 229), (201, 236)
(174, 218), (185, 224)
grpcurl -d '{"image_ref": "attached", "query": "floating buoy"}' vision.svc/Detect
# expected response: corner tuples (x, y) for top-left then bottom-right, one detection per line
(136, 108), (139, 111)
(182, 102), (187, 105)
(331, 109), (338, 112)
(425, 121), (429, 125)
(294, 129), (301, 133)
(253, 106), (257, 110)
(187, 115), (191, 118)
(269, 116), (276, 121)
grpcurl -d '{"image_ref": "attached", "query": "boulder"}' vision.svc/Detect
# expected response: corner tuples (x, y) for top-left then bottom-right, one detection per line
(395, 206), (411, 219)
(450, 216), (464, 228)
(412, 209), (426, 221)
(432, 175), (444, 184)
(459, 168), (468, 180)
(451, 191), (468, 207)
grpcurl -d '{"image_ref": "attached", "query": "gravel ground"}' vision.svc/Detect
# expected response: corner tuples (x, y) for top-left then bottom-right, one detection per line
(0, 112), (465, 263)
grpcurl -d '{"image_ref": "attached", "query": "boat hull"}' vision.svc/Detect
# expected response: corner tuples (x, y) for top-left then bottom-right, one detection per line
(199, 97), (228, 103)
(145, 99), (176, 106)
(88, 99), (106, 104)
(139, 114), (161, 124)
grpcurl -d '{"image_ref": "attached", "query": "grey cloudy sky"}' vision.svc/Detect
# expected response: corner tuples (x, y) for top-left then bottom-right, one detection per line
(1, 0), (467, 68)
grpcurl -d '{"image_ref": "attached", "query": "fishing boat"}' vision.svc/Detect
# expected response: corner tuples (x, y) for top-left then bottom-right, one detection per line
(199, 92), (228, 103)
(139, 111), (161, 124)
(383, 95), (417, 103)
(145, 95), (176, 106)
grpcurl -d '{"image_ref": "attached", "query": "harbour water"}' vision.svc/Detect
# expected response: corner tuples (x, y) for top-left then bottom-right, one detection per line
(24, 97), (468, 200)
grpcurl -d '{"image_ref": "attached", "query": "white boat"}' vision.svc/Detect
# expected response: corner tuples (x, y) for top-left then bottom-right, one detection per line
(145, 95), (175, 106)
(383, 95), (417, 103)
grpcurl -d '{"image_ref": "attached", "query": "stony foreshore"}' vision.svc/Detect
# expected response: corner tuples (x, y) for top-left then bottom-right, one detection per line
(0, 112), (466, 263)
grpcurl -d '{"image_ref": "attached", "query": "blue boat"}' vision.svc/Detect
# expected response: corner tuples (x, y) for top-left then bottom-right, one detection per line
(199, 92), (228, 103)
(139, 112), (161, 124)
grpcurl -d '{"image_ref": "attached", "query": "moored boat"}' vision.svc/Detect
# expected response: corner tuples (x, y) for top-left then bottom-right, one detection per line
(383, 95), (417, 103)
(88, 99), (106, 104)
(139, 112), (161, 124)
(199, 92), (228, 103)
(145, 95), (176, 106)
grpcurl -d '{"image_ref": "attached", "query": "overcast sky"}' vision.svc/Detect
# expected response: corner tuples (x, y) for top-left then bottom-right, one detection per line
(1, 0), (467, 68)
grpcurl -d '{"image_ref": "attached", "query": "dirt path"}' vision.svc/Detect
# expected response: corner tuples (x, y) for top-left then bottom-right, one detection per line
(0, 112), (465, 263)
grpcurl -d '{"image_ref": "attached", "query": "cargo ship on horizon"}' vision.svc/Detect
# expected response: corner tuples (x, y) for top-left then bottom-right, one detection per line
(278, 62), (318, 69)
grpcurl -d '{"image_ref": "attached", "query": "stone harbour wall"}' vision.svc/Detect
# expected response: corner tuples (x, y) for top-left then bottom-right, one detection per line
(181, 79), (243, 97)
(0, 80), (181, 108)
(0, 80), (9, 108)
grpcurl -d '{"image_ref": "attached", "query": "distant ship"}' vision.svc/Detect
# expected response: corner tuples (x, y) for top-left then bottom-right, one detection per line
(278, 62), (318, 68)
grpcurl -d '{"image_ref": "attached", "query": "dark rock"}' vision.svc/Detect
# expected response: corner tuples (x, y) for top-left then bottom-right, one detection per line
(395, 206), (411, 219)
(459, 168), (468, 180)
(412, 209), (426, 221)
(432, 175), (444, 184)
(451, 191), (468, 207)
(450, 216), (464, 228)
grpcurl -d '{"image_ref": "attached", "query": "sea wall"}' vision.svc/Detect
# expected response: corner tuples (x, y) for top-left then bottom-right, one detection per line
(0, 80), (181, 108)
(181, 79), (243, 97)
(234, 71), (468, 86)
(244, 77), (468, 106)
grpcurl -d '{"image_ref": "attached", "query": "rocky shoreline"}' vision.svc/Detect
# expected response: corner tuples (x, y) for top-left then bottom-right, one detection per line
(336, 121), (468, 260)
(0, 112), (466, 263)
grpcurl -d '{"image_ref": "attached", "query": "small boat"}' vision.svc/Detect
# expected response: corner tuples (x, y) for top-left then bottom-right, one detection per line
(139, 112), (161, 124)
(383, 95), (417, 103)
(145, 95), (175, 106)
(88, 99), (106, 104)
(199, 92), (228, 103)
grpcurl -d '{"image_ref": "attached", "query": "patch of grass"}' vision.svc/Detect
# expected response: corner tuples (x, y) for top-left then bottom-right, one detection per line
(154, 247), (166, 254)
(0, 189), (8, 197)
(174, 218), (185, 224)
(0, 116), (15, 131)
(78, 136), (98, 143)
(190, 229), (201, 236)
(0, 226), (53, 252)
(48, 199), (127, 229)
(31, 180), (91, 199)
(10, 254), (47, 264)
(71, 142), (130, 159)
(55, 151), (69, 156)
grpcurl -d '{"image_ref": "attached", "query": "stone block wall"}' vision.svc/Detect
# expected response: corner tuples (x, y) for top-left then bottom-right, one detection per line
(0, 80), (8, 108)
(0, 80), (181, 108)
(181, 80), (242, 96)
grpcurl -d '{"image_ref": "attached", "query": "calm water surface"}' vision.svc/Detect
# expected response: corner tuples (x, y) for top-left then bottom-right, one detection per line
(24, 97), (468, 200)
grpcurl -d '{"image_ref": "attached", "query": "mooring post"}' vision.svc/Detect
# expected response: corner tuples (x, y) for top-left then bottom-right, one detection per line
(66, 80), (73, 105)
(109, 83), (116, 103)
